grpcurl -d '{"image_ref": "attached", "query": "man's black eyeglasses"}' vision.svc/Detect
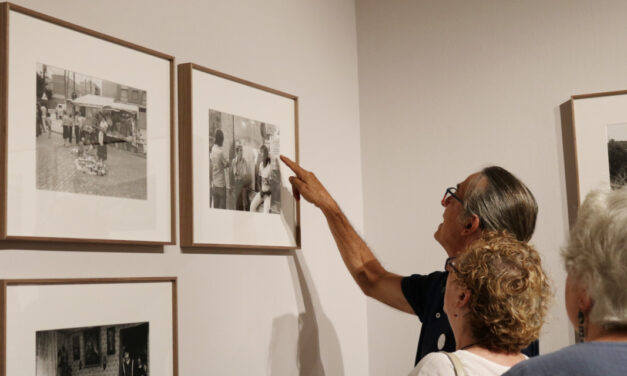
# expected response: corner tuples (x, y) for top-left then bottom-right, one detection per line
(442, 187), (463, 206)
(444, 257), (458, 274)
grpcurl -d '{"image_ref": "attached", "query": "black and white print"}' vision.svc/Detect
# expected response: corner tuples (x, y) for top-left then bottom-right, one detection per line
(36, 63), (148, 200)
(36, 322), (149, 376)
(208, 109), (281, 214)
(607, 123), (627, 188)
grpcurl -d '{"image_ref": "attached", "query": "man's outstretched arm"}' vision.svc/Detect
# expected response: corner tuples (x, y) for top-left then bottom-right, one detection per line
(281, 155), (413, 314)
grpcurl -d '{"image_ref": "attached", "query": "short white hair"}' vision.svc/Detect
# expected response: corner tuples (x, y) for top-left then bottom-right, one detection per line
(562, 186), (627, 329)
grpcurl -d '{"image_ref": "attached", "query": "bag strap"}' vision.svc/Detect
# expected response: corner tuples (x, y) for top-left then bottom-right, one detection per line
(441, 351), (466, 376)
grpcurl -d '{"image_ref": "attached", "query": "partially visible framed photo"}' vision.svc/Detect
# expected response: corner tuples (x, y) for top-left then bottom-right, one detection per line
(107, 326), (116, 355)
(72, 334), (80, 361)
(82, 326), (101, 367)
(570, 90), (627, 203)
(0, 3), (175, 244)
(0, 277), (178, 376)
(178, 63), (300, 249)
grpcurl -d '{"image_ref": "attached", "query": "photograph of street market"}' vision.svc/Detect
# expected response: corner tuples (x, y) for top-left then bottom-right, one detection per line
(607, 123), (627, 188)
(36, 63), (148, 200)
(36, 322), (149, 376)
(209, 109), (281, 214)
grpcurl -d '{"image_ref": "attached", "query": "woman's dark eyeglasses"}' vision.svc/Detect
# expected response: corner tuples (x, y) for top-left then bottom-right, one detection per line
(442, 187), (463, 207)
(445, 257), (459, 273)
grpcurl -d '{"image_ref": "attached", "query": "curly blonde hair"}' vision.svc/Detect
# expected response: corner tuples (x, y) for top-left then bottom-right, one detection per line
(453, 231), (551, 353)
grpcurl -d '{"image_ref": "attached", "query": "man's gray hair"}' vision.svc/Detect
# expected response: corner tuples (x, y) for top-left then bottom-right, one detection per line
(463, 166), (538, 242)
(562, 186), (627, 329)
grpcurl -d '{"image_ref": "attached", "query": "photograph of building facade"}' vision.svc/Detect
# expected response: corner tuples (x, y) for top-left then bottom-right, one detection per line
(36, 322), (149, 376)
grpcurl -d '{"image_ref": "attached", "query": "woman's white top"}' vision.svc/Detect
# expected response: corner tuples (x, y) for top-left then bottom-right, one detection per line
(408, 350), (517, 376)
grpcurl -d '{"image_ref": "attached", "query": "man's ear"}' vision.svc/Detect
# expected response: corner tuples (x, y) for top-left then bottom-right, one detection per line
(462, 214), (481, 235)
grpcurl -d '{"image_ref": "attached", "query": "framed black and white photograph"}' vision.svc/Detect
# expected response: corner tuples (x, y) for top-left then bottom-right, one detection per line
(571, 90), (627, 203)
(607, 123), (627, 187)
(0, 277), (177, 376)
(72, 334), (80, 361)
(36, 63), (148, 199)
(82, 326), (101, 367)
(178, 63), (300, 249)
(208, 109), (281, 213)
(107, 326), (116, 355)
(0, 3), (174, 244)
(36, 322), (148, 374)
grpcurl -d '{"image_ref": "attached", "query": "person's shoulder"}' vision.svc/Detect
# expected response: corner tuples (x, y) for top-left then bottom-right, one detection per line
(410, 352), (453, 376)
(402, 270), (447, 301)
(422, 351), (450, 363)
(503, 345), (584, 376)
(403, 270), (447, 290)
(404, 270), (447, 282)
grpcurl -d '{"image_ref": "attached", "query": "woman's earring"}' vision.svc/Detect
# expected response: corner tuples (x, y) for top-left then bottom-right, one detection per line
(577, 310), (585, 342)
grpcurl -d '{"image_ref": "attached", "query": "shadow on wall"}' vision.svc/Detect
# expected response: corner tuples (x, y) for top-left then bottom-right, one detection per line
(279, 178), (299, 247)
(267, 251), (345, 376)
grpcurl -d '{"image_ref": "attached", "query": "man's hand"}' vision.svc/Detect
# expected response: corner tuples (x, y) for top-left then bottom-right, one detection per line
(280, 155), (337, 213)
(280, 156), (412, 314)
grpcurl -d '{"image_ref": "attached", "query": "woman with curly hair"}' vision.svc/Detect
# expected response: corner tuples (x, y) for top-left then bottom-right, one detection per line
(504, 187), (627, 376)
(409, 231), (551, 375)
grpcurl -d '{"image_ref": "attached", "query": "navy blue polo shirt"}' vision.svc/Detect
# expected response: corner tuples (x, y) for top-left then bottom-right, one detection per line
(402, 270), (539, 365)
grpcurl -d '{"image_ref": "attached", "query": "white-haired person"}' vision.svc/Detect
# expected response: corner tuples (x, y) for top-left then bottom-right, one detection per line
(409, 231), (551, 375)
(504, 186), (627, 376)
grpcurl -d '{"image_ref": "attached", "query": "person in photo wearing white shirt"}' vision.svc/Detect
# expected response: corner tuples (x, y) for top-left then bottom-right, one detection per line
(250, 144), (273, 213)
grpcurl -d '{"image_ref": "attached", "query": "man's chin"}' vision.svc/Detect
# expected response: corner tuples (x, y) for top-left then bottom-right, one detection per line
(434, 226), (443, 244)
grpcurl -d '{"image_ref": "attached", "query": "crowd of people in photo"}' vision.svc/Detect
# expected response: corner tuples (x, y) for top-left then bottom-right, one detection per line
(37, 101), (142, 177)
(210, 128), (280, 213)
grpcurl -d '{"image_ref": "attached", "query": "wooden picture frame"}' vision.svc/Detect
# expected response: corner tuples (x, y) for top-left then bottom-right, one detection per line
(0, 2), (175, 244)
(570, 90), (627, 204)
(178, 63), (300, 249)
(0, 277), (178, 376)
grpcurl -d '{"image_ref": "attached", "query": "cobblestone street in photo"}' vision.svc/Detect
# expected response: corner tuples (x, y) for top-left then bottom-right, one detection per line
(36, 129), (147, 200)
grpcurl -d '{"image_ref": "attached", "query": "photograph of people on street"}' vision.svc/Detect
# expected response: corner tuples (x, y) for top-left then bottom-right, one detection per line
(607, 123), (627, 188)
(36, 322), (149, 376)
(36, 63), (148, 200)
(209, 109), (281, 214)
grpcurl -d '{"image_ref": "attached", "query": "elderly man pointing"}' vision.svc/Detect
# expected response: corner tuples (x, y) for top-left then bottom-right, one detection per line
(280, 155), (539, 364)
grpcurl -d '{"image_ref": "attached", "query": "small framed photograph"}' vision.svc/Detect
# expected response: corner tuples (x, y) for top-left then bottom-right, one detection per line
(178, 63), (300, 249)
(107, 326), (116, 355)
(0, 3), (175, 244)
(82, 326), (101, 367)
(0, 277), (178, 376)
(570, 90), (627, 202)
(72, 334), (80, 361)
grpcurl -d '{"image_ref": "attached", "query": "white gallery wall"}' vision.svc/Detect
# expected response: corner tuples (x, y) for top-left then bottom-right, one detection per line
(357, 0), (627, 374)
(3, 1), (624, 375)
(0, 0), (368, 375)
